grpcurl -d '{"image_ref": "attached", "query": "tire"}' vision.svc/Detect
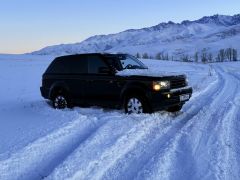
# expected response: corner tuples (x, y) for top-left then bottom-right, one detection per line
(167, 105), (182, 112)
(124, 95), (151, 114)
(52, 93), (70, 109)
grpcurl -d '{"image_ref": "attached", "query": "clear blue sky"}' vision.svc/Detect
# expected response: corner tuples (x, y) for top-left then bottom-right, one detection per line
(0, 0), (239, 54)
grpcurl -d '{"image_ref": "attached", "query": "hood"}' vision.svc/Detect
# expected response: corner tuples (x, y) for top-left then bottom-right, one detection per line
(116, 69), (186, 79)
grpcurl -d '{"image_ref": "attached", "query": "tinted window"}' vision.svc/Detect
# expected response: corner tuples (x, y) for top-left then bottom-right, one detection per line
(105, 57), (121, 71)
(46, 56), (87, 74)
(46, 58), (66, 74)
(67, 56), (87, 74)
(88, 55), (108, 74)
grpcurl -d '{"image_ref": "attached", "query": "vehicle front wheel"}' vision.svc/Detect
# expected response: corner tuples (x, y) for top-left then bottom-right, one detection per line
(167, 105), (183, 112)
(52, 94), (69, 109)
(124, 95), (151, 114)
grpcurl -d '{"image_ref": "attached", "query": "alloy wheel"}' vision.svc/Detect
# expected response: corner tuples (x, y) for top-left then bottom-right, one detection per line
(54, 95), (67, 109)
(127, 97), (143, 114)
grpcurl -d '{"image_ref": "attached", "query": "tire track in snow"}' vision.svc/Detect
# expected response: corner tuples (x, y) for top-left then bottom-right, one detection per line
(190, 66), (240, 180)
(0, 112), (111, 180)
(79, 68), (220, 180)
(98, 67), (223, 180)
(50, 66), (219, 179)
(44, 68), (217, 179)
(135, 66), (240, 180)
(213, 71), (240, 179)
(46, 114), (169, 180)
(214, 97), (240, 180)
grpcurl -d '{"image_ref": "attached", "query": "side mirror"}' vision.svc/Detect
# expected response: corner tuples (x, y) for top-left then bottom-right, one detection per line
(98, 67), (113, 74)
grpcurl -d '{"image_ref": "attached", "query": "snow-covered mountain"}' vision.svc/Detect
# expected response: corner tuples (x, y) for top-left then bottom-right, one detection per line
(32, 14), (240, 61)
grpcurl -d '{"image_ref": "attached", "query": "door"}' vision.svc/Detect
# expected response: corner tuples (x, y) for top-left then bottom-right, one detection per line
(85, 55), (121, 107)
(62, 56), (88, 104)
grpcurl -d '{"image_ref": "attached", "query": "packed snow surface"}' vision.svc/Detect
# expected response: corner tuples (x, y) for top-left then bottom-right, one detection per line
(0, 54), (239, 180)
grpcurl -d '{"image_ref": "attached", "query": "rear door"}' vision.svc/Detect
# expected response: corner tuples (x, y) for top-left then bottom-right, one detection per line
(64, 55), (88, 104)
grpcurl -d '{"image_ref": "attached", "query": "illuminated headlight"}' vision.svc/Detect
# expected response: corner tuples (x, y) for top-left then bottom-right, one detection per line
(153, 81), (170, 91)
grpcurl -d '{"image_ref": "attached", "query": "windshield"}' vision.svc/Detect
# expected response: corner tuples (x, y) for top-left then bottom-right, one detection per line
(119, 55), (148, 70)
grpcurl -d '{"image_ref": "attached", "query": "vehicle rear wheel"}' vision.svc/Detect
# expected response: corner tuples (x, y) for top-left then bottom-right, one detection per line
(124, 95), (151, 114)
(52, 94), (69, 109)
(167, 105), (182, 112)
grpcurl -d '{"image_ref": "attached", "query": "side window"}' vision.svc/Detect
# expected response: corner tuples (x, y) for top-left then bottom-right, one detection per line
(45, 61), (55, 73)
(105, 57), (121, 71)
(67, 56), (88, 74)
(47, 56), (89, 74)
(88, 55), (108, 74)
(46, 58), (66, 74)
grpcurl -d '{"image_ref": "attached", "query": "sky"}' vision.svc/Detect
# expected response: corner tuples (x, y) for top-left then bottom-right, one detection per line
(0, 0), (239, 54)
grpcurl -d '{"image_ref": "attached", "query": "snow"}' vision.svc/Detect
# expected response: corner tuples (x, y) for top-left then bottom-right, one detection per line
(0, 54), (240, 180)
(116, 68), (181, 77)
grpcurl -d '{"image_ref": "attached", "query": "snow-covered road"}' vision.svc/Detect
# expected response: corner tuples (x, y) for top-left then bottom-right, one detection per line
(0, 55), (239, 180)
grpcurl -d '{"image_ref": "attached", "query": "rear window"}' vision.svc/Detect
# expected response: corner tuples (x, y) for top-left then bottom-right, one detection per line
(46, 56), (88, 74)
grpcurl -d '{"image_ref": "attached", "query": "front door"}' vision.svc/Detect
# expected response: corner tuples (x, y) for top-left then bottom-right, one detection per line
(85, 55), (121, 107)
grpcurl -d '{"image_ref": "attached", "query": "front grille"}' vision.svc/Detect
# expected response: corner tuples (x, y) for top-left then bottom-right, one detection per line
(171, 77), (186, 89)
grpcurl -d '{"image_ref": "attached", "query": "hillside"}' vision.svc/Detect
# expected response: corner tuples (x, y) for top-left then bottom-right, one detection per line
(31, 14), (240, 61)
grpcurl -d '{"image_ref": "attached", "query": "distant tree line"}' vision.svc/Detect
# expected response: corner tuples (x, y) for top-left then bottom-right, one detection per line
(136, 52), (172, 61)
(216, 48), (238, 62)
(135, 48), (238, 63)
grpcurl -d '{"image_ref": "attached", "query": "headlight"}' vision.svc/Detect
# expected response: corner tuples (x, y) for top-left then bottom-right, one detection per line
(153, 81), (170, 91)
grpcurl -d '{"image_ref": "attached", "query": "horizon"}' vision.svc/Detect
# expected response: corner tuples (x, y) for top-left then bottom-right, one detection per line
(0, 0), (240, 54)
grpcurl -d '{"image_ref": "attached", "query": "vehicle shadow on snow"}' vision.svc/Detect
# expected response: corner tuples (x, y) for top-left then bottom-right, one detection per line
(41, 99), (183, 118)
(15, 99), (183, 126)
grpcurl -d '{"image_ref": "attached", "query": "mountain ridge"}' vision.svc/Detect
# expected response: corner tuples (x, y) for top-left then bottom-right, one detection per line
(32, 14), (240, 61)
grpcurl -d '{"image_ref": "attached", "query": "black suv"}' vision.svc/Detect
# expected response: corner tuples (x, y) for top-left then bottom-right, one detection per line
(40, 53), (192, 114)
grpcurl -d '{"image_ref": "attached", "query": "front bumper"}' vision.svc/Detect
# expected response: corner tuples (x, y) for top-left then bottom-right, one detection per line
(150, 86), (193, 111)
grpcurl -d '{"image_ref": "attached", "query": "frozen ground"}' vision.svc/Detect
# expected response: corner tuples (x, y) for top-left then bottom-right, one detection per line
(0, 54), (239, 180)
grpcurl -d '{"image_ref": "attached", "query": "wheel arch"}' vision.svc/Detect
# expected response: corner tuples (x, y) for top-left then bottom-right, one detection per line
(120, 82), (151, 109)
(49, 82), (71, 100)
